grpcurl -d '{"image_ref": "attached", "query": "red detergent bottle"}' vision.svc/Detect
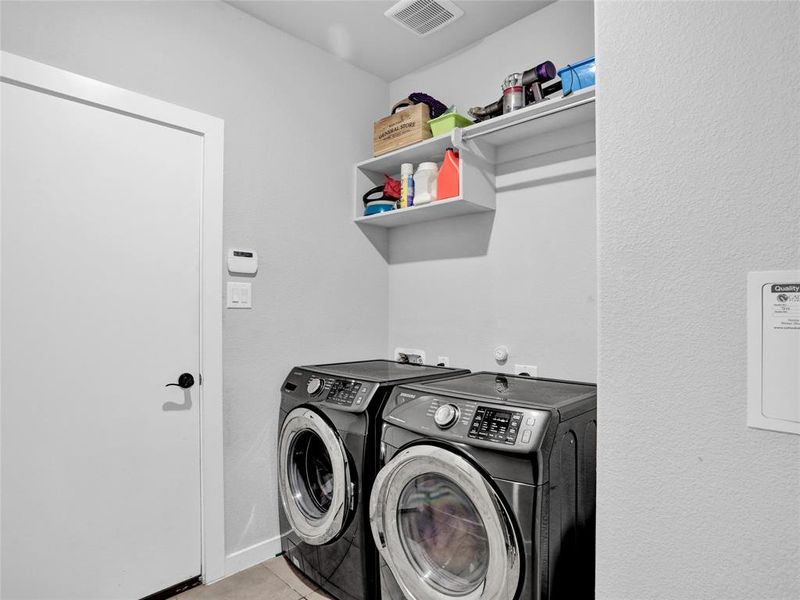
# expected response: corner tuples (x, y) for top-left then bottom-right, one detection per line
(436, 147), (460, 200)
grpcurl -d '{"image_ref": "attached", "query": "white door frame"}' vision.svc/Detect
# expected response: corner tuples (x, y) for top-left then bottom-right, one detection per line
(0, 51), (226, 583)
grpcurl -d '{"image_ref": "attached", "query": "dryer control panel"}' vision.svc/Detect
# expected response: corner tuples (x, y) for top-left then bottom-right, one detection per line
(386, 392), (551, 454)
(469, 406), (524, 444)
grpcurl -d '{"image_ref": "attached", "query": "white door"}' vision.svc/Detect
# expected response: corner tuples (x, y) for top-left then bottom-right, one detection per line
(1, 74), (203, 599)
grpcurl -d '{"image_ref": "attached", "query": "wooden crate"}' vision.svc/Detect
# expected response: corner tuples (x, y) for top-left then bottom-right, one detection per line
(373, 103), (432, 157)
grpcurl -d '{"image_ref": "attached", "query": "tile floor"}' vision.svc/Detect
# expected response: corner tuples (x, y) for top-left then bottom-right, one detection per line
(176, 556), (335, 600)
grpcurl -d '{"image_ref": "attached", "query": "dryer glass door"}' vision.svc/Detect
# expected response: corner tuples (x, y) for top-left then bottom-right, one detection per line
(279, 407), (352, 545)
(370, 445), (521, 600)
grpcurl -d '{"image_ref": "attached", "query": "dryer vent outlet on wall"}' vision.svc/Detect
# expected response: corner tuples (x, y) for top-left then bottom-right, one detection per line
(394, 348), (426, 365)
(385, 0), (464, 37)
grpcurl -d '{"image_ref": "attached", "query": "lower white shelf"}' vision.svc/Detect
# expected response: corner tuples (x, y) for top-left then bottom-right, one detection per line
(354, 196), (493, 228)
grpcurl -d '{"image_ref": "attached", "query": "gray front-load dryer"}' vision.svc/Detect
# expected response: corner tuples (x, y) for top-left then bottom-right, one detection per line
(278, 360), (469, 600)
(369, 372), (597, 600)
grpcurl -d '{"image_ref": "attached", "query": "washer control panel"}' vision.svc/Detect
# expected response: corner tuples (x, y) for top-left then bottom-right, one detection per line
(326, 379), (363, 406)
(391, 393), (551, 454)
(283, 370), (376, 413)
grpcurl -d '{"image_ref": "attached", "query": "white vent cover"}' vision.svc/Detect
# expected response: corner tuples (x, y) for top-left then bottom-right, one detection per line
(385, 0), (464, 37)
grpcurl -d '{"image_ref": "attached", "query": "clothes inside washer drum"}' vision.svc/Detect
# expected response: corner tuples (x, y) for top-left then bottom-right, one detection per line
(289, 430), (335, 517)
(397, 473), (490, 594)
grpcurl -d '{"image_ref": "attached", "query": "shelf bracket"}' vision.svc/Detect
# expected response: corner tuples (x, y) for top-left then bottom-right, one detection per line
(450, 128), (496, 173)
(451, 126), (464, 150)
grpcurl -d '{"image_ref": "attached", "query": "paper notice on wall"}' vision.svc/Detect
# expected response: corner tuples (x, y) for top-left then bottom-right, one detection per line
(767, 284), (800, 329)
(748, 271), (800, 435)
(762, 282), (800, 421)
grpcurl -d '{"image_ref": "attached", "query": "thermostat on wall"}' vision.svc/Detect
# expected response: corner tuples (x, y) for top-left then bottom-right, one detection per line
(227, 249), (257, 275)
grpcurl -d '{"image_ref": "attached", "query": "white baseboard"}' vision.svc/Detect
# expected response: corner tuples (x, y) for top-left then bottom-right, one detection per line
(221, 534), (283, 580)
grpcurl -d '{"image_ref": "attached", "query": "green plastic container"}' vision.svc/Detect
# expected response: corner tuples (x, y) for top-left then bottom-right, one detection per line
(428, 112), (473, 137)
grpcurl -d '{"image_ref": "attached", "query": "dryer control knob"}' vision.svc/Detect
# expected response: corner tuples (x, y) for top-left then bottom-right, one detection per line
(434, 404), (459, 429)
(307, 377), (324, 396)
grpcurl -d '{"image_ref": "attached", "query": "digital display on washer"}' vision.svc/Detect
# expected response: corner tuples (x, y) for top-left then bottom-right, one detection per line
(469, 406), (523, 444)
(326, 379), (362, 406)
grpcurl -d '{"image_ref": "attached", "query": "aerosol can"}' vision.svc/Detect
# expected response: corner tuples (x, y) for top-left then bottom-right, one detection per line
(502, 72), (524, 113)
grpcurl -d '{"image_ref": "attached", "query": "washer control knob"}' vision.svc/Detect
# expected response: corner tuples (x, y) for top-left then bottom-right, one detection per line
(307, 377), (324, 396)
(434, 404), (460, 429)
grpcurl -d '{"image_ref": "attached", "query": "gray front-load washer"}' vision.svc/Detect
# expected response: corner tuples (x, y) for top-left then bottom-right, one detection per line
(369, 372), (597, 600)
(278, 360), (469, 600)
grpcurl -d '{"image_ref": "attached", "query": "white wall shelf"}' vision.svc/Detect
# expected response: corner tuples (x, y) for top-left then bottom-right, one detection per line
(356, 132), (454, 173)
(458, 87), (595, 158)
(355, 134), (496, 229)
(354, 196), (493, 228)
(354, 87), (595, 229)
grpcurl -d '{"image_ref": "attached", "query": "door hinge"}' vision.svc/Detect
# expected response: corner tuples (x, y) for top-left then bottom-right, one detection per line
(199, 373), (203, 385)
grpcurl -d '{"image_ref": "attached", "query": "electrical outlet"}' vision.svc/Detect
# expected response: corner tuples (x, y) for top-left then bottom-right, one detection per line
(437, 356), (450, 367)
(515, 364), (538, 377)
(395, 347), (426, 365)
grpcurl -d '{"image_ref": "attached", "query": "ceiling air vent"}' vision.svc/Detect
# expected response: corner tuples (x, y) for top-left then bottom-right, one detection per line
(385, 0), (464, 37)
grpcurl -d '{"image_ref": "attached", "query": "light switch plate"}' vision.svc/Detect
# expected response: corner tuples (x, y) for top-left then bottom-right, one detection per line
(226, 281), (252, 309)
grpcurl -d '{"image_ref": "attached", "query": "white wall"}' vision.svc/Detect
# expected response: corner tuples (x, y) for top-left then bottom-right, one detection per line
(0, 0), (390, 563)
(387, 0), (597, 379)
(596, 1), (800, 598)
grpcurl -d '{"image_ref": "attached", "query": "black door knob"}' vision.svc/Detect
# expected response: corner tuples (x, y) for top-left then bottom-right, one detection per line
(166, 373), (195, 389)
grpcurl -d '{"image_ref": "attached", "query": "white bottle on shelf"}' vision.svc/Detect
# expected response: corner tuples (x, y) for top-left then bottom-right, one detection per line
(412, 162), (439, 206)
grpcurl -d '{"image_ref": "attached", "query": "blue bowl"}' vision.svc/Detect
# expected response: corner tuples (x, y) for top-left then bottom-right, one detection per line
(364, 201), (396, 216)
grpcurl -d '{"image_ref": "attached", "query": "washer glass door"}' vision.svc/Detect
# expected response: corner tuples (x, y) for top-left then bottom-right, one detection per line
(370, 445), (520, 600)
(289, 429), (335, 517)
(398, 473), (490, 593)
(279, 407), (351, 545)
